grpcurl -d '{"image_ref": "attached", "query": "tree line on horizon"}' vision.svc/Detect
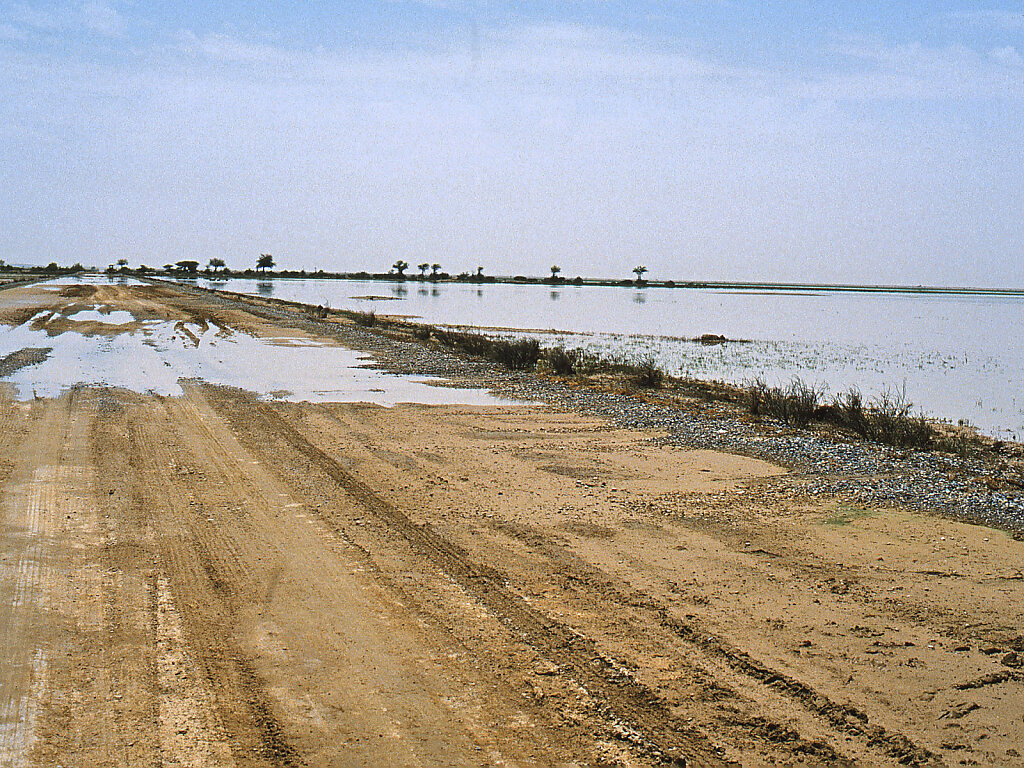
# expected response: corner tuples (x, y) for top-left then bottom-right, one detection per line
(3, 254), (655, 285)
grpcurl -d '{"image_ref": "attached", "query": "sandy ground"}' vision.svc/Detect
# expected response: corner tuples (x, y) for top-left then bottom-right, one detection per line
(1, 280), (1023, 767)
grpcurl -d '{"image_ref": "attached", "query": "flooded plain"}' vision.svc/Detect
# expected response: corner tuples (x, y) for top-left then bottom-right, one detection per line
(194, 276), (1024, 440)
(0, 278), (511, 407)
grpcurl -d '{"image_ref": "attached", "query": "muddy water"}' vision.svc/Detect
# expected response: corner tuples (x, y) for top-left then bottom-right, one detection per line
(0, 278), (513, 407)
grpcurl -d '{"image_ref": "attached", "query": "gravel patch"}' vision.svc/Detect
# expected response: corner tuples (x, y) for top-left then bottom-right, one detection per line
(0, 347), (52, 377)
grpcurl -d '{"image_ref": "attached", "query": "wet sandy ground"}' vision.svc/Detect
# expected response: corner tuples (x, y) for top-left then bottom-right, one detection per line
(1, 279), (1023, 767)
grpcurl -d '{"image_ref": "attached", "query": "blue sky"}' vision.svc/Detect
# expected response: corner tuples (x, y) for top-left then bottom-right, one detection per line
(1, 2), (1022, 285)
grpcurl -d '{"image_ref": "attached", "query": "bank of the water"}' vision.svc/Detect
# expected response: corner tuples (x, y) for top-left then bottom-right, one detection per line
(173, 280), (1024, 538)
(172, 275), (1024, 441)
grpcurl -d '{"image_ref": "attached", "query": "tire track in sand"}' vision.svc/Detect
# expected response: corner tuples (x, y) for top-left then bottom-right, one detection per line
(0, 397), (65, 768)
(207, 387), (735, 768)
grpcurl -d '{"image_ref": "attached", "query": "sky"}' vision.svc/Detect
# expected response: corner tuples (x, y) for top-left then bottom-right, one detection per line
(1, 2), (1023, 286)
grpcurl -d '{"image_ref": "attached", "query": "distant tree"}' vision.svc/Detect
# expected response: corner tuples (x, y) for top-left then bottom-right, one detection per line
(633, 265), (648, 283)
(476, 266), (484, 278)
(116, 258), (128, 270)
(162, 264), (174, 272)
(257, 254), (275, 272)
(392, 260), (409, 277)
(430, 263), (441, 278)
(550, 265), (561, 280)
(176, 260), (199, 274)
(418, 262), (430, 278)
(208, 257), (226, 273)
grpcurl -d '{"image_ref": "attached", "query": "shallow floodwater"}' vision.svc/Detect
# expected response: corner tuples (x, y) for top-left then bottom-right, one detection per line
(193, 276), (1024, 440)
(0, 278), (513, 407)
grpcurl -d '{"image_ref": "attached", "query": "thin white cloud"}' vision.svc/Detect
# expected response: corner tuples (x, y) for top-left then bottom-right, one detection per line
(3, 1), (127, 39)
(175, 30), (296, 65)
(161, 22), (1024, 108)
(7, 4), (63, 31)
(0, 23), (30, 41)
(82, 1), (126, 38)
(990, 45), (1024, 67)
(945, 10), (1024, 31)
(820, 40), (1024, 100)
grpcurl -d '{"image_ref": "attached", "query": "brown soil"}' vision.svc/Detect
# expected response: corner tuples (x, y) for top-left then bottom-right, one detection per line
(1, 280), (1022, 767)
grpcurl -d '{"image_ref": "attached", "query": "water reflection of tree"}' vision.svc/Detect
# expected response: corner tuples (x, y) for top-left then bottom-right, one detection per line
(633, 291), (646, 304)
(257, 281), (274, 296)
(550, 290), (560, 301)
(392, 284), (408, 297)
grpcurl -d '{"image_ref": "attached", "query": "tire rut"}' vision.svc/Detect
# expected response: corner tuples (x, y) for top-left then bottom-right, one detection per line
(91, 388), (302, 767)
(487, 517), (942, 767)
(208, 386), (741, 768)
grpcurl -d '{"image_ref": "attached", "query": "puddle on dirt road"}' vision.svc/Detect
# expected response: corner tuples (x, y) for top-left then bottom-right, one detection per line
(65, 309), (136, 325)
(0, 280), (517, 407)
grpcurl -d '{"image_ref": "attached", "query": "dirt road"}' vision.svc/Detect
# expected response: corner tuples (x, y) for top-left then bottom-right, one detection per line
(1, 280), (1022, 766)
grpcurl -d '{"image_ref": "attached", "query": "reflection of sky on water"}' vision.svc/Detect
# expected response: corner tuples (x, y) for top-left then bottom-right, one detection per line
(197, 277), (1024, 439)
(0, 281), (515, 408)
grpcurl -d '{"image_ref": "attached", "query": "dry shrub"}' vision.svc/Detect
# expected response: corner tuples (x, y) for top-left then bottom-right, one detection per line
(545, 346), (582, 376)
(432, 329), (540, 370)
(631, 355), (664, 388)
(352, 310), (377, 327)
(748, 377), (823, 427)
(829, 387), (935, 450)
